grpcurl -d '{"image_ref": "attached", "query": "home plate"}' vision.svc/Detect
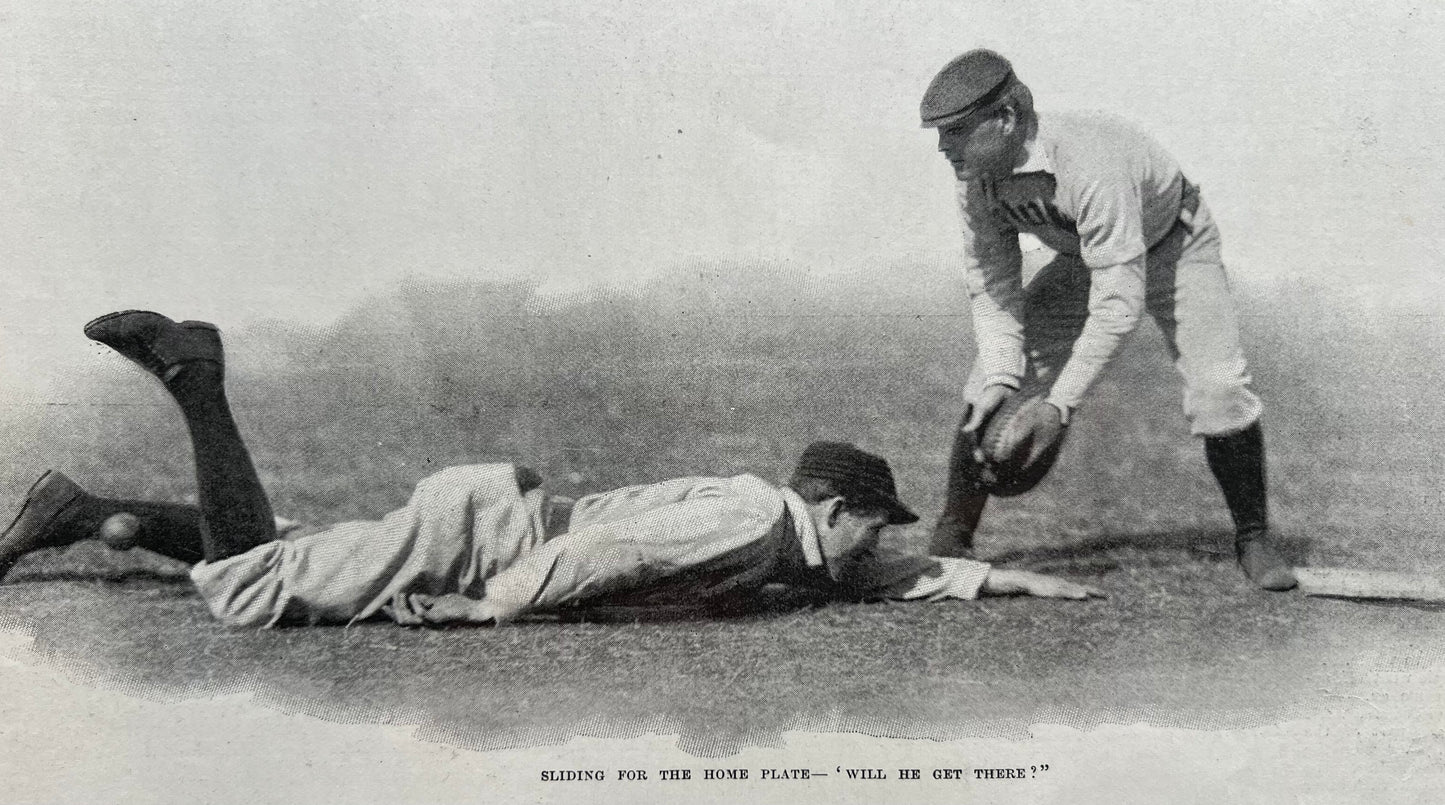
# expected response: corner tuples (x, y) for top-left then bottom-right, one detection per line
(1295, 567), (1445, 603)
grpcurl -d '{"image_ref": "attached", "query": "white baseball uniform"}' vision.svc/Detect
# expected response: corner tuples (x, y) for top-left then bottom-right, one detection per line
(958, 110), (1262, 435)
(190, 464), (993, 627)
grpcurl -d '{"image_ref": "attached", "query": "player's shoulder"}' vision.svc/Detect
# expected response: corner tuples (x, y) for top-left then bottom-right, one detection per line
(728, 473), (787, 501)
(636, 473), (784, 507)
(725, 474), (789, 518)
(1040, 109), (1155, 142)
(1037, 110), (1176, 177)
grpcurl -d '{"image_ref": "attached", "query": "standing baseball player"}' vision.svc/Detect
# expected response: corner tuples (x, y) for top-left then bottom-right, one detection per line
(0, 311), (1102, 627)
(920, 49), (1295, 591)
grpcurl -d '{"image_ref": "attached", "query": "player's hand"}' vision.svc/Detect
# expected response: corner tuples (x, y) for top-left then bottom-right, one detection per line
(1023, 401), (1067, 465)
(401, 593), (497, 626)
(981, 569), (1107, 600)
(962, 385), (1016, 434)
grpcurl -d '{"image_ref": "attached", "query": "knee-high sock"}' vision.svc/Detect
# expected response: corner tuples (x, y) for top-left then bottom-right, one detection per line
(165, 363), (276, 562)
(1204, 420), (1268, 539)
(931, 423), (990, 553)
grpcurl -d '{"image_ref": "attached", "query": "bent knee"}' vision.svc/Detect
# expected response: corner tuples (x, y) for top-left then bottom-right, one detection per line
(410, 463), (523, 507)
(1183, 379), (1262, 437)
(190, 542), (290, 627)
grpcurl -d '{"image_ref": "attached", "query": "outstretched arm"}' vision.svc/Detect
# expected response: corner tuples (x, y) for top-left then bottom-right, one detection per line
(838, 551), (1104, 602)
(401, 560), (1107, 625)
(980, 568), (1105, 600)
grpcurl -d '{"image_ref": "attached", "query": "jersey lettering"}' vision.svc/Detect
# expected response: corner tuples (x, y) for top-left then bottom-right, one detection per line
(981, 172), (1074, 233)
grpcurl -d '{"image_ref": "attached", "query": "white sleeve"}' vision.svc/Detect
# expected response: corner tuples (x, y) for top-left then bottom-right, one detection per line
(835, 548), (993, 602)
(958, 181), (1028, 392)
(1045, 253), (1147, 412)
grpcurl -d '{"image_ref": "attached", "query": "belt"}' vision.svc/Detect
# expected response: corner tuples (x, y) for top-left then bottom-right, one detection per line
(1176, 175), (1200, 233)
(1148, 175), (1201, 252)
(542, 496), (575, 539)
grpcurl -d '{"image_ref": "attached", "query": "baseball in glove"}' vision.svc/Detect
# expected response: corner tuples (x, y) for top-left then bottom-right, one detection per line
(975, 391), (1068, 497)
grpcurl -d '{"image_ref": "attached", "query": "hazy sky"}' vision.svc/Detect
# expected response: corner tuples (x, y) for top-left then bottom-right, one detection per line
(2, 0), (1442, 394)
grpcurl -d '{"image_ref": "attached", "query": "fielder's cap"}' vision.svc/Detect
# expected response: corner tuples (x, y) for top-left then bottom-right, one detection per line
(790, 441), (919, 525)
(920, 49), (1015, 129)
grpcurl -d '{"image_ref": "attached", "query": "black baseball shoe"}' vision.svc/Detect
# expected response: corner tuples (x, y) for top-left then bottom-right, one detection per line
(83, 310), (222, 382)
(0, 470), (90, 581)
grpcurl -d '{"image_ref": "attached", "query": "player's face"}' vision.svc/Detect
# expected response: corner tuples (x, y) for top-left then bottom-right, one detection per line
(818, 506), (890, 579)
(936, 108), (1019, 181)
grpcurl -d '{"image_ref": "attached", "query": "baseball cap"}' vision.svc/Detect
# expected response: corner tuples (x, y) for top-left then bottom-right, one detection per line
(920, 49), (1015, 129)
(790, 441), (920, 525)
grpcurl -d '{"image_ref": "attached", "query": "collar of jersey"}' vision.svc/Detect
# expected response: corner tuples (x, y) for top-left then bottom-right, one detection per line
(779, 486), (828, 573)
(1014, 116), (1056, 176)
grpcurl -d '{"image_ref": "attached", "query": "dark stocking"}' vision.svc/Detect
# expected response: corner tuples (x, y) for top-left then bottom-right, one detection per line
(164, 363), (276, 561)
(929, 421), (991, 557)
(1204, 420), (1268, 538)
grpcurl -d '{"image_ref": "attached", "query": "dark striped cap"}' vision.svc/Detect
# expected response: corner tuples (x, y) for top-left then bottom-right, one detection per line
(920, 49), (1015, 129)
(790, 441), (919, 525)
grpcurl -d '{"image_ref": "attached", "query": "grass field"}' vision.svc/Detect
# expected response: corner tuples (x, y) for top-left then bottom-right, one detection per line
(1, 261), (1443, 757)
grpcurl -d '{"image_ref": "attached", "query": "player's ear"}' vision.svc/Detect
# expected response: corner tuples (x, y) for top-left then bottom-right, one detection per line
(824, 496), (846, 528)
(998, 103), (1018, 134)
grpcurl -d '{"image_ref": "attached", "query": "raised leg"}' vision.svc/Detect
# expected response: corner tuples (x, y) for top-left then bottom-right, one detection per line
(85, 311), (276, 562)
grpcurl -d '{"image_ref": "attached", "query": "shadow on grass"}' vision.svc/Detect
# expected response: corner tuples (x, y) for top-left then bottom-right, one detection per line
(986, 528), (1317, 573)
(0, 539), (1440, 757)
(1314, 597), (1445, 614)
(545, 587), (830, 625)
(2, 568), (192, 586)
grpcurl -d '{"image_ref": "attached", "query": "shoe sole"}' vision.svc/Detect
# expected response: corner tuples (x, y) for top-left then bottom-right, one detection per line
(83, 310), (223, 380)
(84, 310), (220, 339)
(1252, 572), (1299, 592)
(83, 309), (162, 338)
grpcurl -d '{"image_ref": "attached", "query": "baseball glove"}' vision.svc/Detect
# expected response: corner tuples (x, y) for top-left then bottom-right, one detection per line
(976, 391), (1068, 497)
